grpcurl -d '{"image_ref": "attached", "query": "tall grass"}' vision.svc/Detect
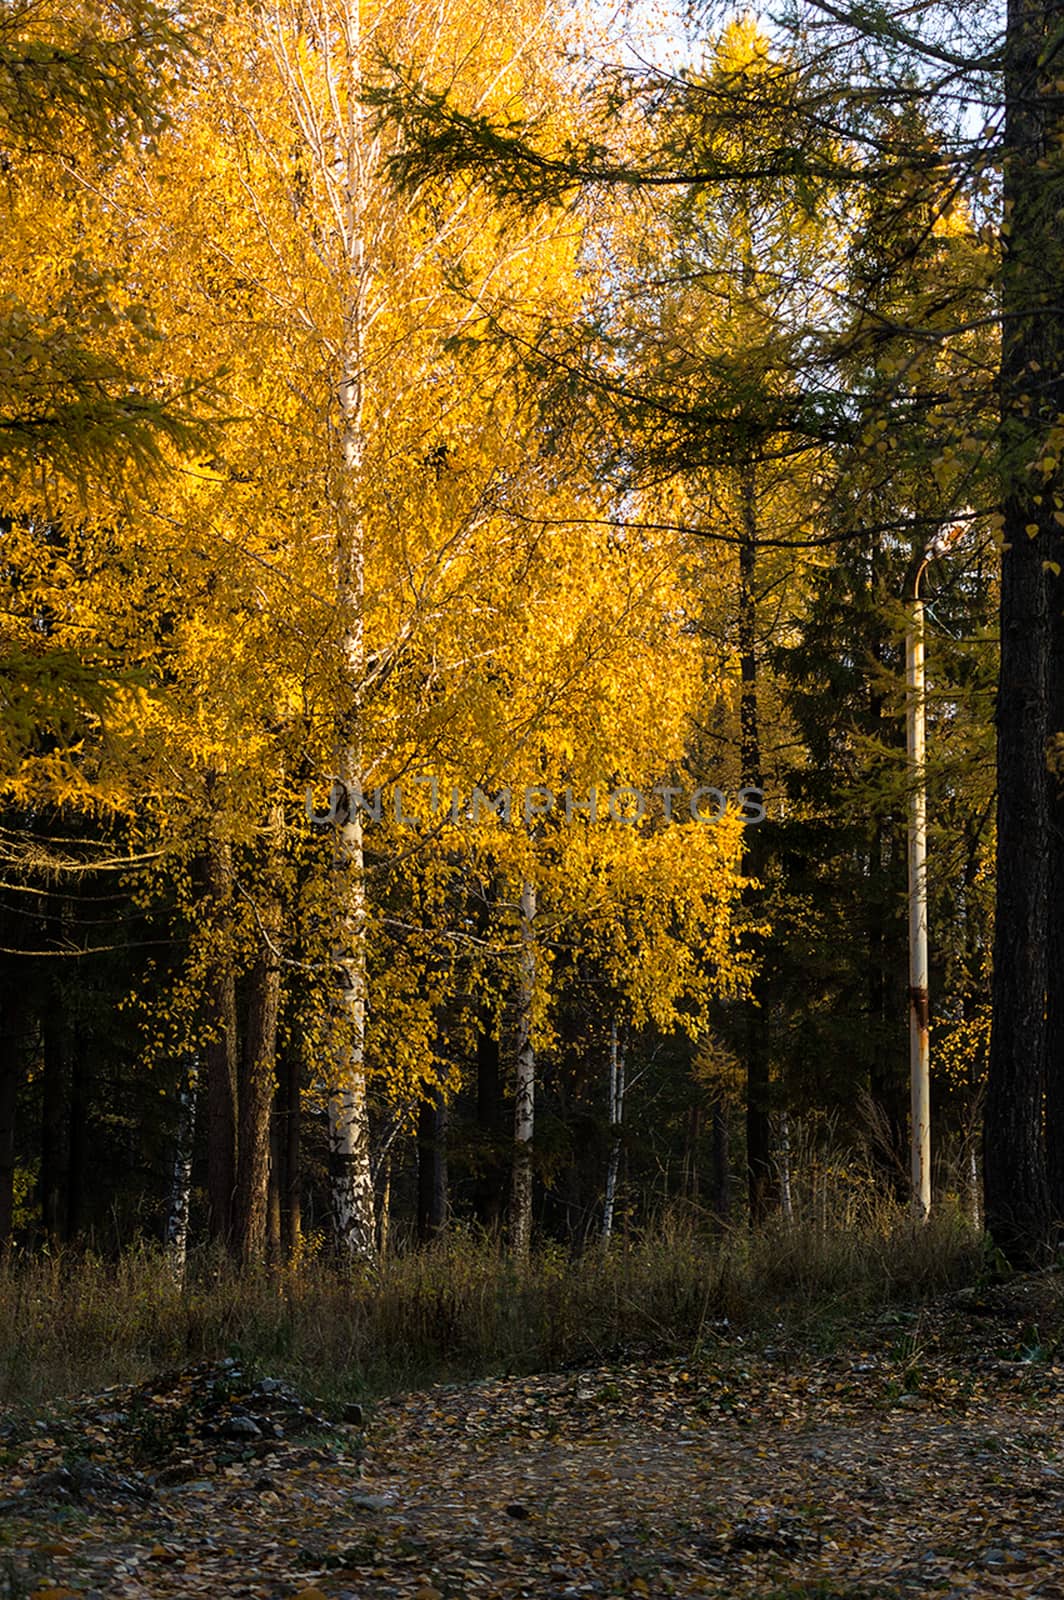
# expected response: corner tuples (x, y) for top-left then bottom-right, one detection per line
(0, 1201), (986, 1413)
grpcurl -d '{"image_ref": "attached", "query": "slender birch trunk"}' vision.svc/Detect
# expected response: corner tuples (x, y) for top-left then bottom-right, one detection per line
(601, 1016), (625, 1243)
(328, 797), (374, 1258)
(324, 0), (376, 1262)
(509, 880), (536, 1259)
(262, 0), (376, 1261)
(967, 1140), (981, 1233)
(329, 528), (375, 1256)
(255, 0), (547, 1257)
(778, 1110), (794, 1226)
(165, 1054), (199, 1282)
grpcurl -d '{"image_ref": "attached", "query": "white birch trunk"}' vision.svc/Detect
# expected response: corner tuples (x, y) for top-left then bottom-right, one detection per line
(509, 879), (536, 1259)
(165, 1055), (199, 1283)
(966, 1139), (980, 1232)
(329, 742), (374, 1256)
(778, 1110), (794, 1226)
(253, 0), (562, 1258)
(301, 0), (376, 1263)
(601, 1017), (625, 1242)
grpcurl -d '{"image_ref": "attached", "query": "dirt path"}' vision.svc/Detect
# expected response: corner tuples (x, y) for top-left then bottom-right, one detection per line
(5, 1294), (1064, 1599)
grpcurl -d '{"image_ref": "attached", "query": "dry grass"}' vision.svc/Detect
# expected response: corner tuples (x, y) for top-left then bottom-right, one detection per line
(0, 1198), (991, 1414)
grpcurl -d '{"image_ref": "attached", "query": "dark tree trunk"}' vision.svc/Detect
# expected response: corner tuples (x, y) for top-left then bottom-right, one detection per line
(281, 1040), (302, 1258)
(473, 1016), (505, 1231)
(0, 988), (20, 1248)
(40, 1014), (67, 1244)
(417, 1083), (448, 1242)
(1048, 555), (1064, 1226)
(432, 1091), (448, 1234)
(233, 955), (279, 1264)
(866, 680), (907, 1193)
(988, 532), (1050, 1259)
(267, 1106), (283, 1264)
(866, 874), (907, 1194)
(40, 908), (69, 1245)
(986, 0), (1062, 1264)
(744, 970), (772, 1226)
(232, 807), (283, 1266)
(710, 1097), (730, 1227)
(204, 836), (238, 1251)
(1042, 8), (1064, 1229)
(740, 464), (774, 1223)
(66, 1034), (90, 1240)
(416, 1093), (435, 1242)
(684, 1103), (701, 1201)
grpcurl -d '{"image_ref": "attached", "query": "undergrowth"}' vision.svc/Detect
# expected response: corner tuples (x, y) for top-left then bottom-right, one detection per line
(0, 1202), (991, 1412)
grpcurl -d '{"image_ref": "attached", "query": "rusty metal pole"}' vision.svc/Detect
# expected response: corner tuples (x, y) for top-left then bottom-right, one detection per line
(902, 524), (967, 1218)
(904, 569), (931, 1219)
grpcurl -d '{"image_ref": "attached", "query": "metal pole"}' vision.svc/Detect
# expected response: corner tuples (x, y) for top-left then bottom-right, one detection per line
(902, 523), (966, 1218)
(904, 579), (931, 1218)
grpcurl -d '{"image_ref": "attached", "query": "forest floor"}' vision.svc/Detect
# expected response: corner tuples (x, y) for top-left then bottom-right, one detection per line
(3, 1275), (1064, 1600)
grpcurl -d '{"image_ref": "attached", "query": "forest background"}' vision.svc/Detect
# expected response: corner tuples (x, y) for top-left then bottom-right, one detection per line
(1, 0), (1058, 1383)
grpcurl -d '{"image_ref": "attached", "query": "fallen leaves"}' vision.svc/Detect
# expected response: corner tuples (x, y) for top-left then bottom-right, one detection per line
(4, 1276), (1064, 1597)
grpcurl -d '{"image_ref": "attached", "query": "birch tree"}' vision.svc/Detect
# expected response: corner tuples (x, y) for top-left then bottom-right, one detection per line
(601, 1016), (624, 1241)
(98, 0), (591, 1258)
(164, 1055), (198, 1280)
(254, 0), (376, 1259)
(246, 0), (589, 1256)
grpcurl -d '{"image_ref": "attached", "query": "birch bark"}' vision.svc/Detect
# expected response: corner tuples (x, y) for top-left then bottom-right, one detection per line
(248, 0), (570, 1256)
(326, 0), (376, 1258)
(165, 1055), (199, 1282)
(601, 1016), (625, 1243)
(777, 1109), (794, 1226)
(259, 0), (378, 1258)
(329, 0), (376, 1259)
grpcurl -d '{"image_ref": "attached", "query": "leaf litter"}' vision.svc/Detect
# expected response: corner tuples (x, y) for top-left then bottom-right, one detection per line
(4, 1274), (1064, 1599)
